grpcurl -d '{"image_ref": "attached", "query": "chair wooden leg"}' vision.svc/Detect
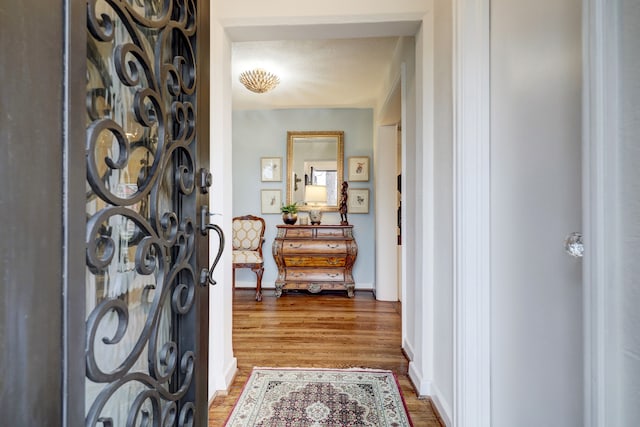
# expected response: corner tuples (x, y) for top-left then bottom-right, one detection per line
(253, 265), (264, 302)
(232, 267), (236, 299)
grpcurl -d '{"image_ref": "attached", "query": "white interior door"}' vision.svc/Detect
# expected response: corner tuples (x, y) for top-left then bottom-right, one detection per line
(490, 0), (583, 425)
(374, 124), (400, 301)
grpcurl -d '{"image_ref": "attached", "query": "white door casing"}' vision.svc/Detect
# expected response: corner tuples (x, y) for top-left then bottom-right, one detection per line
(452, 0), (491, 425)
(584, 0), (640, 425)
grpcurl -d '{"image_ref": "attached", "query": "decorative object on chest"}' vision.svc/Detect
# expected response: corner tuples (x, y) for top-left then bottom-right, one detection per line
(304, 184), (327, 225)
(280, 202), (299, 225)
(272, 225), (358, 297)
(339, 181), (349, 225)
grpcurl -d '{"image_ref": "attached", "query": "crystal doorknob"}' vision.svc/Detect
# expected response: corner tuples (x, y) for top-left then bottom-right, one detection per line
(564, 232), (583, 258)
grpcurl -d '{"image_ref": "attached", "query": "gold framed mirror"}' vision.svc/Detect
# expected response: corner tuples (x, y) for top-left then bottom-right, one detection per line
(286, 131), (344, 212)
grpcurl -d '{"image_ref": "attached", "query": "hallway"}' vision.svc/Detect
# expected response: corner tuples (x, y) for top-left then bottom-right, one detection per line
(208, 289), (443, 426)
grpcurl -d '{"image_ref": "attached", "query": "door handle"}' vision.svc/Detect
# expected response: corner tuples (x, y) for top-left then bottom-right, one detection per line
(199, 205), (225, 286)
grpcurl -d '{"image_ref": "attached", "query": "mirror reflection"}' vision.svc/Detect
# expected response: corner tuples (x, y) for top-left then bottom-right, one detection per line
(286, 131), (344, 211)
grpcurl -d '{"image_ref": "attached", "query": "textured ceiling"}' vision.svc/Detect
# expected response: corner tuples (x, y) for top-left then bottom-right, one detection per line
(231, 37), (401, 111)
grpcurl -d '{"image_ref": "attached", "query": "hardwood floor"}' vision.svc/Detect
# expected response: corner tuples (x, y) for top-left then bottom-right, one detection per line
(208, 289), (444, 426)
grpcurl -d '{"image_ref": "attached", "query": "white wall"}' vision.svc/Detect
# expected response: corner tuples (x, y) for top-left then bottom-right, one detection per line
(490, 0), (583, 425)
(208, 21), (237, 400)
(375, 33), (438, 408)
(232, 109), (375, 290)
(432, 0), (453, 419)
(402, 6), (454, 423)
(379, 36), (418, 366)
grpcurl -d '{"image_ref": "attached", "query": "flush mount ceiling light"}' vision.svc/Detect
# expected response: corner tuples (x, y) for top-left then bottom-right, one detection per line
(238, 68), (280, 93)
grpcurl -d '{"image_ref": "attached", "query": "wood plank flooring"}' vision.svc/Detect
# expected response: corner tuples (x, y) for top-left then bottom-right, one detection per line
(208, 289), (444, 426)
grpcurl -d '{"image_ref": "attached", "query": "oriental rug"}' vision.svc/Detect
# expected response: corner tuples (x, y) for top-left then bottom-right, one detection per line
(224, 367), (413, 427)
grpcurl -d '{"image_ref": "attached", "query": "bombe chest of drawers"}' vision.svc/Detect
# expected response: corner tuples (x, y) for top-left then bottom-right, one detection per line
(272, 225), (358, 297)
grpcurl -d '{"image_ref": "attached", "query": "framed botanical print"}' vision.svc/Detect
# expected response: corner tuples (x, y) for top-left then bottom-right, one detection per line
(347, 188), (369, 214)
(348, 156), (369, 182)
(261, 157), (282, 182)
(261, 189), (282, 214)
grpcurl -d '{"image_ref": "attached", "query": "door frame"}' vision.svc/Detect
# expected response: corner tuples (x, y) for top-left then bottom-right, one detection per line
(64, 0), (89, 424)
(452, 0), (491, 425)
(582, 0), (619, 425)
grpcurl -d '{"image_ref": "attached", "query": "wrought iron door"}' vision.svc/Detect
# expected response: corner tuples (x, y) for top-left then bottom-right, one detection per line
(84, 0), (215, 425)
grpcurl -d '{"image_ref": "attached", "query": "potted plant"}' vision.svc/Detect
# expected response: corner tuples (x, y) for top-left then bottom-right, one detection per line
(280, 202), (299, 225)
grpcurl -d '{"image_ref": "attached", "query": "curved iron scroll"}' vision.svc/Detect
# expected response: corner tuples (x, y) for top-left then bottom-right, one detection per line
(85, 0), (202, 425)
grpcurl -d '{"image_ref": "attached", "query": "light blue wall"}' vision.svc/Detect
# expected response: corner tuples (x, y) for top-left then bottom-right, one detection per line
(232, 108), (375, 291)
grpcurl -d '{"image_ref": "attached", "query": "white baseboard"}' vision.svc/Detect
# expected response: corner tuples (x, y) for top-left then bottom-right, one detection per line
(209, 356), (238, 407)
(429, 381), (453, 427)
(408, 361), (430, 396)
(406, 361), (452, 426)
(403, 338), (415, 361)
(223, 356), (238, 389)
(208, 390), (221, 407)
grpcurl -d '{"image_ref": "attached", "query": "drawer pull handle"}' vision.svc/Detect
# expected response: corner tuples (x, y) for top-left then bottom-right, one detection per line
(288, 243), (302, 248)
(326, 273), (340, 278)
(326, 243), (339, 249)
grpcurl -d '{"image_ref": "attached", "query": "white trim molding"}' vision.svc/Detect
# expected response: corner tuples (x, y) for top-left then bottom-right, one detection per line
(408, 361), (431, 396)
(452, 1), (491, 426)
(400, 61), (409, 355)
(416, 6), (437, 405)
(403, 338), (415, 362)
(430, 382), (453, 427)
(582, 0), (619, 426)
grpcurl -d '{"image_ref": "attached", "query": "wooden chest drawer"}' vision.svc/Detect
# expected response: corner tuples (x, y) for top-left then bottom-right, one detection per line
(273, 225), (357, 297)
(281, 240), (347, 254)
(284, 256), (346, 267)
(316, 227), (347, 238)
(281, 227), (313, 238)
(285, 268), (345, 282)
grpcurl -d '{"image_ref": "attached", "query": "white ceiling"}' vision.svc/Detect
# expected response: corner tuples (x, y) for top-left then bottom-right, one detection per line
(231, 37), (402, 111)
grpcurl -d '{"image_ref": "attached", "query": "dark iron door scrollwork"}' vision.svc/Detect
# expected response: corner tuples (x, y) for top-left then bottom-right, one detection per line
(84, 0), (212, 425)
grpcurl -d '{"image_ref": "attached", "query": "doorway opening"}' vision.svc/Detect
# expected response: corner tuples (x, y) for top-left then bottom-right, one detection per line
(227, 32), (412, 383)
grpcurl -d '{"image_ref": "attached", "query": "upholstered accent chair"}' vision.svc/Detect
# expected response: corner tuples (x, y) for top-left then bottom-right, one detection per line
(232, 215), (266, 301)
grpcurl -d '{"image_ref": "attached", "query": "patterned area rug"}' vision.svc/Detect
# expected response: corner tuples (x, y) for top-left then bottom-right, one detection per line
(224, 368), (413, 426)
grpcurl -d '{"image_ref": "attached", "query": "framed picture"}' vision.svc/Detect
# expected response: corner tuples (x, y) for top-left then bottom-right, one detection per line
(348, 156), (369, 181)
(261, 189), (282, 214)
(261, 157), (282, 182)
(347, 188), (369, 214)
